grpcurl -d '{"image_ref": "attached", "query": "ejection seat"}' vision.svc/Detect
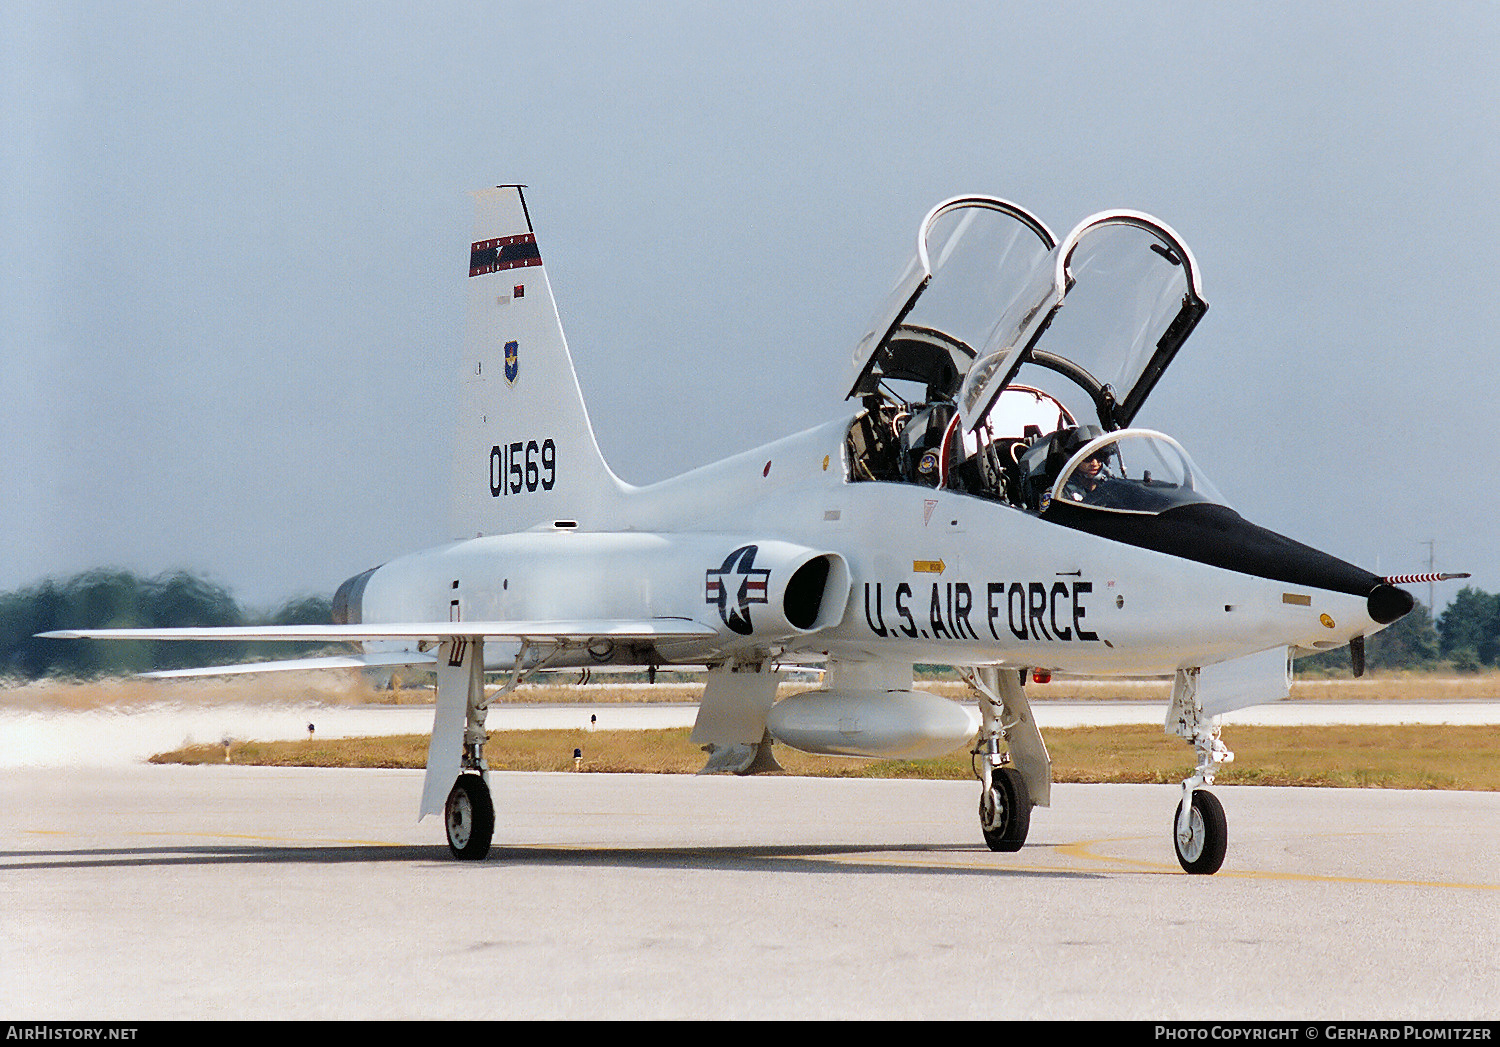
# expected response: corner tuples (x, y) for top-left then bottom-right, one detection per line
(846, 403), (903, 483)
(897, 402), (956, 487)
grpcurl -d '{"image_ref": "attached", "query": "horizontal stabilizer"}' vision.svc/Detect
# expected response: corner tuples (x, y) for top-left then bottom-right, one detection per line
(140, 650), (439, 679)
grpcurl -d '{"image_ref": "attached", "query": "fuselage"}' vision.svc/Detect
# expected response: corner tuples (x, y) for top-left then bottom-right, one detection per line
(348, 415), (1401, 676)
(325, 186), (1415, 683)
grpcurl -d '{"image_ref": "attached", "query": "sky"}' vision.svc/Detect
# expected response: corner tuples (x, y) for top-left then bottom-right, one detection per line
(4, 1), (1497, 612)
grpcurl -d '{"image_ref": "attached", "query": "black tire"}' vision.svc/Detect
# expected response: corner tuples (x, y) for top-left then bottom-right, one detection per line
(980, 766), (1031, 852)
(1173, 789), (1227, 875)
(445, 774), (494, 860)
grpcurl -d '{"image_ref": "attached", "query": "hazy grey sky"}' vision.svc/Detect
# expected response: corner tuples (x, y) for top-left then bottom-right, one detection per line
(4, 1), (1496, 609)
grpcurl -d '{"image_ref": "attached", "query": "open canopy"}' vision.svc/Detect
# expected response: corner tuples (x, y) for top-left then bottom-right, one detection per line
(846, 196), (1207, 433)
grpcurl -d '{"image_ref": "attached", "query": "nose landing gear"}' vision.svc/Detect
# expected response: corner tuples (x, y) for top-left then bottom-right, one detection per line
(1167, 665), (1234, 875)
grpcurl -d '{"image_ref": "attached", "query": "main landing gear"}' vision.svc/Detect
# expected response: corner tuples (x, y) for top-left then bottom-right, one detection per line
(425, 636), (506, 861)
(445, 773), (494, 860)
(965, 667), (1050, 854)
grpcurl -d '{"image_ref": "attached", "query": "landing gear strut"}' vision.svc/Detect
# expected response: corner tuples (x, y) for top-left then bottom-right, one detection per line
(965, 667), (1049, 853)
(1167, 666), (1233, 875)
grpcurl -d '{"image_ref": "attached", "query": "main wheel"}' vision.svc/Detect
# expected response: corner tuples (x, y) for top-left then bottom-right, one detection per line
(1173, 789), (1227, 875)
(980, 765), (1031, 852)
(445, 774), (494, 860)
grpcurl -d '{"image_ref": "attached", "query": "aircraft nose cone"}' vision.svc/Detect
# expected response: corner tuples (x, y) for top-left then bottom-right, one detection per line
(1367, 584), (1414, 625)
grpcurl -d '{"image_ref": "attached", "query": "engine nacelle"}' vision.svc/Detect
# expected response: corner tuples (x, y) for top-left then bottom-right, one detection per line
(329, 534), (850, 660)
(767, 687), (979, 760)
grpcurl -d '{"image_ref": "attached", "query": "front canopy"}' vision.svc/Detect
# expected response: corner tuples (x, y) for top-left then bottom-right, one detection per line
(847, 197), (1207, 433)
(1039, 429), (1229, 515)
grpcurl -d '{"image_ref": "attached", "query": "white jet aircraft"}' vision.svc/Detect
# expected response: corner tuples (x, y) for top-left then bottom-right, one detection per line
(48, 186), (1424, 874)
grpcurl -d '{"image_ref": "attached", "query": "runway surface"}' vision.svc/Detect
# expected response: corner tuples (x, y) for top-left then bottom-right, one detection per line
(2, 765), (1496, 1019)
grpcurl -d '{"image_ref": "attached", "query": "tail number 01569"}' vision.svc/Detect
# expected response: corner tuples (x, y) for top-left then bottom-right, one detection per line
(489, 439), (556, 496)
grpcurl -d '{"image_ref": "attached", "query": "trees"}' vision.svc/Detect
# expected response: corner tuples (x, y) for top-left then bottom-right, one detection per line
(1437, 586), (1500, 668)
(0, 571), (331, 679)
(1295, 587), (1497, 674)
(1366, 599), (1440, 670)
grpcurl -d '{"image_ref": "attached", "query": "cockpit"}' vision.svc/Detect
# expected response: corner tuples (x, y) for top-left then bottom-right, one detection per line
(838, 194), (1412, 625)
(843, 195), (1224, 524)
(1033, 429), (1225, 514)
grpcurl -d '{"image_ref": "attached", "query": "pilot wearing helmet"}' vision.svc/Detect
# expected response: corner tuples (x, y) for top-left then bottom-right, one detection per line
(1023, 424), (1109, 510)
(1063, 443), (1115, 502)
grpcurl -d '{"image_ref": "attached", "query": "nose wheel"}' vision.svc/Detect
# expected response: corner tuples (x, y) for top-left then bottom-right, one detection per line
(1173, 788), (1226, 874)
(445, 773), (494, 860)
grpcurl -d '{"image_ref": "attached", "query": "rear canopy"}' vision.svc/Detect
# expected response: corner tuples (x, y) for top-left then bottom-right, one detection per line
(846, 196), (1206, 433)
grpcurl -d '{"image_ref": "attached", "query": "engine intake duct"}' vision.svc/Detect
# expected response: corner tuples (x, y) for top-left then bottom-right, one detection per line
(707, 542), (850, 641)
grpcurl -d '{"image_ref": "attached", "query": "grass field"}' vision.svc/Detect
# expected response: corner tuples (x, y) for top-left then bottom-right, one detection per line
(150, 723), (1500, 790)
(9, 672), (1498, 790)
(9, 668), (1500, 711)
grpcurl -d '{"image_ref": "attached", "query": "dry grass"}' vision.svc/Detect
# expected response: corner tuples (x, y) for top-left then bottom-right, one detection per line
(14, 671), (1498, 790)
(1285, 674), (1500, 701)
(11, 669), (1500, 712)
(152, 723), (1500, 791)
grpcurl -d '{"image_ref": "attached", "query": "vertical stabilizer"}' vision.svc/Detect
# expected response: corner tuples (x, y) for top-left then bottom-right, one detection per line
(452, 186), (627, 537)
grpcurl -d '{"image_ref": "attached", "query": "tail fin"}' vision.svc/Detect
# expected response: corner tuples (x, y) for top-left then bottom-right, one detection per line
(452, 186), (627, 537)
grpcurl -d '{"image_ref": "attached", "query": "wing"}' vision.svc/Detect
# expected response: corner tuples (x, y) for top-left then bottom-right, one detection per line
(41, 618), (720, 822)
(39, 619), (715, 643)
(40, 619), (718, 680)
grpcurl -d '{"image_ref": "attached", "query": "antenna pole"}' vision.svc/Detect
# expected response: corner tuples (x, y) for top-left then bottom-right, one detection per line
(1421, 539), (1435, 612)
